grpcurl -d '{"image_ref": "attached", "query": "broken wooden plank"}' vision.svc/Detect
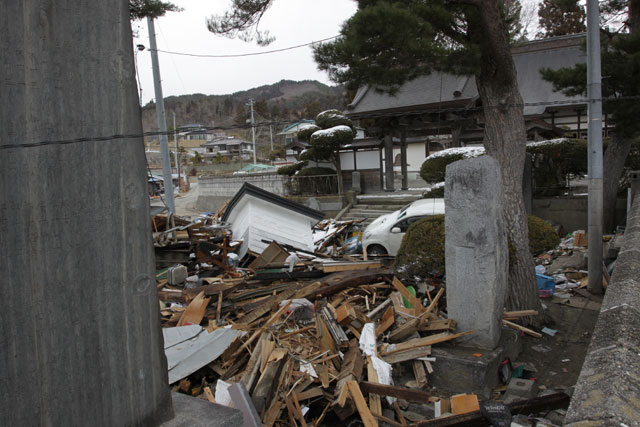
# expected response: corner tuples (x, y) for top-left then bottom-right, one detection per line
(392, 277), (421, 310)
(177, 291), (210, 326)
(383, 330), (475, 355)
(321, 261), (383, 273)
(346, 380), (378, 427)
(502, 319), (542, 338)
(413, 360), (428, 388)
(502, 310), (539, 318)
(375, 306), (395, 337)
(366, 357), (382, 417)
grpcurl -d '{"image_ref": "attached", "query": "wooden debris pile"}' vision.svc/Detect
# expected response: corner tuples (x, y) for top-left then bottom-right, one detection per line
(158, 255), (484, 426)
(313, 218), (365, 256)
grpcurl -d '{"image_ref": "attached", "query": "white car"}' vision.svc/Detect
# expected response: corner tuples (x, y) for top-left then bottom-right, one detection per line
(362, 198), (445, 256)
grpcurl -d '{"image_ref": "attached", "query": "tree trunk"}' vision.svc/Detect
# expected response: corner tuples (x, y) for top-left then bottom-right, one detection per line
(335, 153), (345, 195)
(603, 133), (634, 232)
(473, 1), (542, 324)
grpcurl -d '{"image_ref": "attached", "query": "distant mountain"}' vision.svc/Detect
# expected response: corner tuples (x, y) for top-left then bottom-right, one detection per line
(141, 80), (348, 135)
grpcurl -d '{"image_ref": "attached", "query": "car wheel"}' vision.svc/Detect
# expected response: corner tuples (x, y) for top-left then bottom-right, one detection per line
(367, 244), (388, 256)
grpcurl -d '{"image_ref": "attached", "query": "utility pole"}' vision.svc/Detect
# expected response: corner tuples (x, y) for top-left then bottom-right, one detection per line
(147, 17), (175, 213)
(247, 99), (257, 164)
(587, 0), (603, 293)
(269, 122), (274, 163)
(173, 112), (180, 192)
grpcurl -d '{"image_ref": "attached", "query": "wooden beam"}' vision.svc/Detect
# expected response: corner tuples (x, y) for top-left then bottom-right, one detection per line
(358, 382), (433, 404)
(392, 277), (421, 310)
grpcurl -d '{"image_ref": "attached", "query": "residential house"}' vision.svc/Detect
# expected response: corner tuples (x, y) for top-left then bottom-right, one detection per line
(200, 136), (254, 160)
(221, 182), (324, 259)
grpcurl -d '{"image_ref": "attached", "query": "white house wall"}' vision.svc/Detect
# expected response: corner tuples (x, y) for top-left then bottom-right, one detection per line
(226, 195), (316, 259)
(340, 150), (380, 171)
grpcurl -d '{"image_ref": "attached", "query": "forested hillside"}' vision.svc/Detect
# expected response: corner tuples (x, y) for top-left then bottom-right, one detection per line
(141, 79), (347, 132)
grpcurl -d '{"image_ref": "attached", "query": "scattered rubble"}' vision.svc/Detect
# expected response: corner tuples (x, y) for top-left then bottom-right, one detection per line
(151, 189), (621, 425)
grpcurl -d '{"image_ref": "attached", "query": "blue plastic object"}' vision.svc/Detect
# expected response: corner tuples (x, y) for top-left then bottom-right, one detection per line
(536, 273), (555, 297)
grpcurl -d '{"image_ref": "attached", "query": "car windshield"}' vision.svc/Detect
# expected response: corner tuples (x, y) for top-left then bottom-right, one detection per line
(397, 203), (412, 220)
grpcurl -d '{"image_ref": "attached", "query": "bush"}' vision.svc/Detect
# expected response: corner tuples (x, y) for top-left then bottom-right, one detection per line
(395, 215), (446, 281)
(296, 166), (336, 176)
(527, 215), (560, 256)
(277, 161), (307, 176)
(423, 183), (444, 198)
(394, 214), (559, 281)
(526, 138), (587, 195)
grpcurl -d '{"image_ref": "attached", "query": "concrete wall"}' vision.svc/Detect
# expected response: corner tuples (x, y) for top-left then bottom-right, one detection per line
(533, 197), (628, 233)
(0, 2), (172, 425)
(565, 194), (640, 425)
(197, 175), (344, 216)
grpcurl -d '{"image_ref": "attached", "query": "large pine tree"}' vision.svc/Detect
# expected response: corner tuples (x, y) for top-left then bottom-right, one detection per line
(541, 0), (639, 232)
(210, 0), (542, 319)
(537, 0), (587, 38)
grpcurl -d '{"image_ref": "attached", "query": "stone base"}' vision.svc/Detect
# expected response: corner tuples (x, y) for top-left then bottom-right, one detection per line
(429, 328), (521, 398)
(162, 392), (243, 427)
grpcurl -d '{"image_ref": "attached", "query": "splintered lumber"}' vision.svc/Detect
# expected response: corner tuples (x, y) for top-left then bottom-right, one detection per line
(241, 333), (267, 394)
(183, 280), (245, 299)
(231, 301), (291, 360)
(381, 346), (432, 364)
(413, 360), (428, 388)
(238, 287), (297, 326)
(335, 302), (356, 326)
(296, 387), (323, 401)
(502, 319), (542, 338)
(359, 382), (433, 404)
(383, 330), (475, 355)
(321, 306), (349, 348)
(177, 291), (210, 326)
(375, 306), (395, 337)
(253, 349), (287, 415)
(317, 314), (340, 371)
(392, 277), (421, 310)
(346, 380), (378, 427)
(332, 340), (363, 420)
(390, 288), (445, 342)
(366, 357), (382, 417)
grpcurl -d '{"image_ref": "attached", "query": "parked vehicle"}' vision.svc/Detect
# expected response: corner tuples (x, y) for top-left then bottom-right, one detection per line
(362, 198), (445, 256)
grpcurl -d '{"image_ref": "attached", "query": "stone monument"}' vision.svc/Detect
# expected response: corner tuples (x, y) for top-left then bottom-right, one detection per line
(444, 156), (508, 349)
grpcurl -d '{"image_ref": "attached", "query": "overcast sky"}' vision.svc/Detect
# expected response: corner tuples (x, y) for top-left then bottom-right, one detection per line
(132, 0), (358, 105)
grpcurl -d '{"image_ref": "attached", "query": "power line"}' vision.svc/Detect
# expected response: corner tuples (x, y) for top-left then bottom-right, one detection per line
(3, 95), (638, 151)
(155, 35), (340, 58)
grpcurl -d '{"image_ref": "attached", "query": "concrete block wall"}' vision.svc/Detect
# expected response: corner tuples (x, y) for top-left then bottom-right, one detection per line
(565, 194), (640, 425)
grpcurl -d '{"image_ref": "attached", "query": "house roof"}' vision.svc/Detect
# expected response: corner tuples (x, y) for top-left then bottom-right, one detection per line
(201, 137), (251, 147)
(345, 34), (586, 119)
(278, 120), (315, 135)
(221, 182), (325, 223)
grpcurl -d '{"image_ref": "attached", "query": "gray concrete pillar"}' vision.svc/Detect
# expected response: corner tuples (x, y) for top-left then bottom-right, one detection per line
(400, 130), (408, 190)
(384, 135), (395, 191)
(445, 156), (508, 349)
(1, 2), (172, 425)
